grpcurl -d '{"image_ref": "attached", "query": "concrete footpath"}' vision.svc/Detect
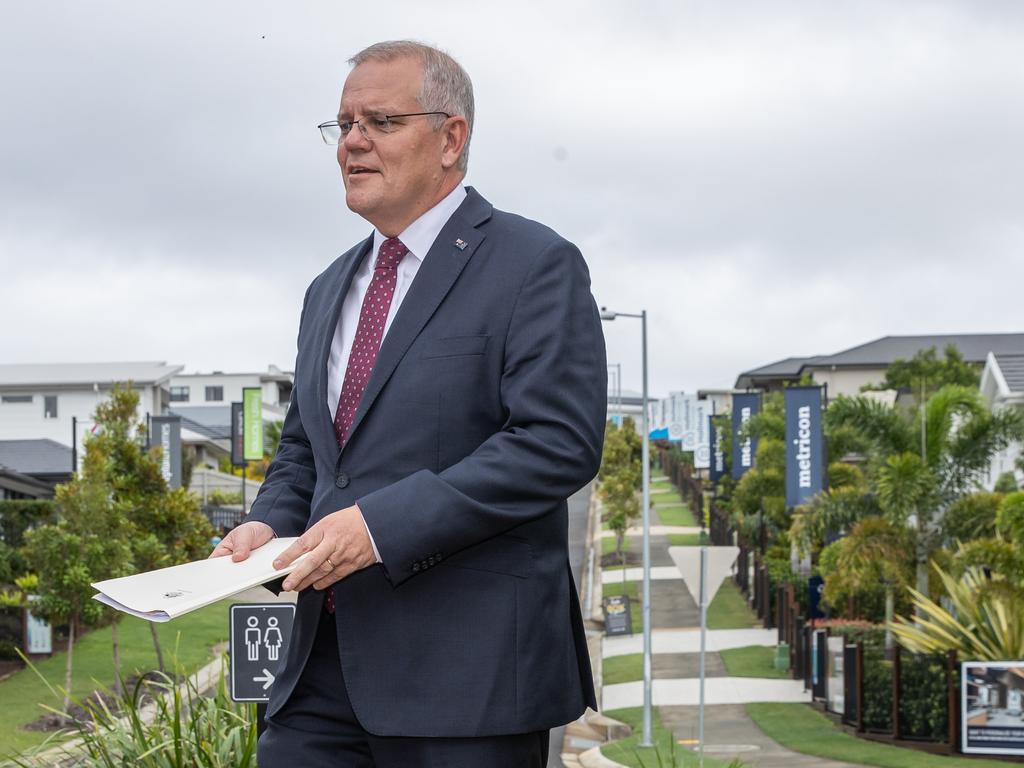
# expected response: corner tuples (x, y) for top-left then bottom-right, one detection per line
(571, 474), (864, 768)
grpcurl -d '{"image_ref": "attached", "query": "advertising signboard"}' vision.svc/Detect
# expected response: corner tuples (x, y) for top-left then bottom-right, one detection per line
(693, 400), (711, 468)
(784, 386), (825, 507)
(243, 387), (263, 461)
(731, 392), (762, 480)
(709, 415), (727, 483)
(962, 661), (1024, 755)
(602, 595), (633, 636)
(150, 415), (182, 489)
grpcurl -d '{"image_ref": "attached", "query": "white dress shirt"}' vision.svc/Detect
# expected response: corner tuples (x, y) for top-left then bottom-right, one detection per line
(326, 184), (467, 562)
(327, 184), (467, 416)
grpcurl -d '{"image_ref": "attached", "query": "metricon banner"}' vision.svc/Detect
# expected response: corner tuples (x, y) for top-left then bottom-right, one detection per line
(709, 416), (726, 482)
(784, 386), (825, 507)
(731, 392), (762, 480)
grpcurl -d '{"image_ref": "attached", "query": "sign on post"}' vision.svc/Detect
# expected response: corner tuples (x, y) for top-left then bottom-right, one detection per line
(962, 660), (1024, 756)
(784, 386), (824, 508)
(150, 415), (182, 489)
(731, 392), (762, 480)
(229, 603), (295, 702)
(602, 595), (633, 636)
(709, 416), (727, 483)
(230, 402), (245, 467)
(243, 387), (263, 461)
(24, 597), (52, 655)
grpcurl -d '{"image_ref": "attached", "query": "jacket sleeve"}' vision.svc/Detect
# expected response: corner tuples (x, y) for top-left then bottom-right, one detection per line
(356, 237), (607, 586)
(245, 287), (317, 538)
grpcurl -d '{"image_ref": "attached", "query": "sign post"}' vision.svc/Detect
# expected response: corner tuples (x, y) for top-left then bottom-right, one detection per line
(731, 392), (762, 480)
(150, 415), (182, 489)
(784, 386), (825, 508)
(229, 603), (296, 702)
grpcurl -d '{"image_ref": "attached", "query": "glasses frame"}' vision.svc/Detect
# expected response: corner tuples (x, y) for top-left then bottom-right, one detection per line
(318, 112), (452, 144)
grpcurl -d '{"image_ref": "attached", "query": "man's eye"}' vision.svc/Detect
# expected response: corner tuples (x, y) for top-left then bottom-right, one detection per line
(371, 117), (391, 131)
(338, 122), (354, 134)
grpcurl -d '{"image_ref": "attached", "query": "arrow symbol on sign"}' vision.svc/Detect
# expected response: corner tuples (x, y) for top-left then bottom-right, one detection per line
(253, 669), (275, 690)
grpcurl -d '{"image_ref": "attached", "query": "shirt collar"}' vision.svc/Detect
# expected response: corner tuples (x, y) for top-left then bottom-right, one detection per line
(371, 184), (468, 268)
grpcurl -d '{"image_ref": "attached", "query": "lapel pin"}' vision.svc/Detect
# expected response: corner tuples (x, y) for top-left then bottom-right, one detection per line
(454, 238), (467, 250)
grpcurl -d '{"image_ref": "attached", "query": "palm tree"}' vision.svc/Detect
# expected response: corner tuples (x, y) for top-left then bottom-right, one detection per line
(824, 385), (1024, 598)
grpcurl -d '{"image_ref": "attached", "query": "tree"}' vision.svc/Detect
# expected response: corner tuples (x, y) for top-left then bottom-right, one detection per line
(824, 385), (1024, 597)
(864, 344), (980, 397)
(22, 447), (133, 712)
(90, 383), (215, 672)
(820, 517), (914, 646)
(599, 421), (641, 565)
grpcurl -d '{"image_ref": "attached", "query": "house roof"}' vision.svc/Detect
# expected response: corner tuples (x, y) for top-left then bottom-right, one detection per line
(736, 333), (1024, 388)
(169, 407), (232, 440)
(0, 439), (73, 476)
(994, 353), (1024, 393)
(0, 362), (183, 389)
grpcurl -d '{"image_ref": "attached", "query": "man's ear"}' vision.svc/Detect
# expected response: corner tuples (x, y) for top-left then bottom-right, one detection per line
(440, 116), (470, 170)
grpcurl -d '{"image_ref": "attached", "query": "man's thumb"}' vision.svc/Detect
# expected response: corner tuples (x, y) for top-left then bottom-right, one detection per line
(232, 537), (252, 562)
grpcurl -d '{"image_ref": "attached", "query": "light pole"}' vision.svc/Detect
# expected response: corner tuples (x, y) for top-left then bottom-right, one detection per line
(599, 307), (652, 747)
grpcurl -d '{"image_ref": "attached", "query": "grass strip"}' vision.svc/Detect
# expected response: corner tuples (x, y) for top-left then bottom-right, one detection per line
(706, 579), (758, 630)
(601, 707), (732, 768)
(603, 653), (643, 686)
(746, 703), (1011, 768)
(719, 645), (789, 679)
(667, 533), (706, 546)
(657, 504), (697, 527)
(0, 601), (230, 757)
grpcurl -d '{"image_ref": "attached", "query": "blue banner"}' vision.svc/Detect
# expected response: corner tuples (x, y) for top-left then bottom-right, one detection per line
(784, 386), (825, 507)
(709, 416), (727, 483)
(731, 392), (761, 480)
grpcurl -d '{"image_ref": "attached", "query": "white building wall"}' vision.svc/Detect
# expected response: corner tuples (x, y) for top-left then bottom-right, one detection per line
(0, 386), (156, 452)
(168, 374), (260, 407)
(806, 367), (887, 399)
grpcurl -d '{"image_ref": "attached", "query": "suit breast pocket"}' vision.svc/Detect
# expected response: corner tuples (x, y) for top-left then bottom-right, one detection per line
(419, 335), (489, 359)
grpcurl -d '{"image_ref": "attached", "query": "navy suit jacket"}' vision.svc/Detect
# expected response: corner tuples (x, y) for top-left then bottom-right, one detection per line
(247, 187), (606, 737)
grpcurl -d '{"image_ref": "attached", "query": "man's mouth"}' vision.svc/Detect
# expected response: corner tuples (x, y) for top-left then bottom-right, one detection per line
(348, 166), (378, 176)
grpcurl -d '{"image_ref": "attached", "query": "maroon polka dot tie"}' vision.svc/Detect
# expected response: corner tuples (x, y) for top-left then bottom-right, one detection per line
(325, 238), (407, 613)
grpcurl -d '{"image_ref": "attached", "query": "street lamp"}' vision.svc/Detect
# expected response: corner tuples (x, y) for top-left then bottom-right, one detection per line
(599, 307), (652, 748)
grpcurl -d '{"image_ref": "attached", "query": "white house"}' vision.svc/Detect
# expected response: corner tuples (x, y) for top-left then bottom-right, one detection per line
(0, 362), (182, 466)
(980, 352), (1024, 490)
(167, 365), (293, 413)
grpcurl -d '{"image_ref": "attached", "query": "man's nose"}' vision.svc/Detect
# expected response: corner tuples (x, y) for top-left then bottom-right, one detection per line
(341, 124), (371, 151)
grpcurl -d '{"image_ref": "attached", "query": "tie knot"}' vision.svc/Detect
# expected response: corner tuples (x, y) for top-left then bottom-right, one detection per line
(376, 238), (408, 271)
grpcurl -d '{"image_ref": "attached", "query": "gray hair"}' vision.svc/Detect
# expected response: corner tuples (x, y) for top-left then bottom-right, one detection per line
(349, 40), (475, 172)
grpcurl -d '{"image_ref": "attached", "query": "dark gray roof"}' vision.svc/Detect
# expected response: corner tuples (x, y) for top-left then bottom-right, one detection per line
(736, 333), (1024, 387)
(0, 439), (73, 475)
(802, 334), (1024, 368)
(994, 353), (1024, 393)
(169, 407), (231, 440)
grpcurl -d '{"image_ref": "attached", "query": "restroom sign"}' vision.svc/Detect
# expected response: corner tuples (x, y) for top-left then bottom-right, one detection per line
(229, 603), (296, 702)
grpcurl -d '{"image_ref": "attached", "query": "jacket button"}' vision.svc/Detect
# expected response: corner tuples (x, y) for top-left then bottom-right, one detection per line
(435, 552), (442, 561)
(335, 471), (350, 489)
(421, 560), (429, 570)
(412, 562), (420, 572)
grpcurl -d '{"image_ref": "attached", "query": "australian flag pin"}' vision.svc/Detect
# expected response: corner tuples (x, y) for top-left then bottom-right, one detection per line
(454, 238), (467, 250)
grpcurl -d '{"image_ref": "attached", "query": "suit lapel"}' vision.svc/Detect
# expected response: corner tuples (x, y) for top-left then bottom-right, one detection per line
(342, 190), (492, 452)
(315, 235), (373, 459)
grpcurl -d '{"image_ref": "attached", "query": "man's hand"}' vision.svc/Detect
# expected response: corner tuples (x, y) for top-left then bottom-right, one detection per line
(275, 505), (377, 592)
(208, 520), (276, 562)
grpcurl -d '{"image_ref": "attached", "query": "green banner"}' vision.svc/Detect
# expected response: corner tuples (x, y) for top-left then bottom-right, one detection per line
(243, 387), (263, 461)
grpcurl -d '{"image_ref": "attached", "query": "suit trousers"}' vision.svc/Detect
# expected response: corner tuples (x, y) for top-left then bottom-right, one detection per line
(257, 608), (550, 767)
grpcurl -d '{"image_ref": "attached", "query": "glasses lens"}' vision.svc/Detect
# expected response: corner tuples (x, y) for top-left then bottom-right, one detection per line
(319, 123), (342, 145)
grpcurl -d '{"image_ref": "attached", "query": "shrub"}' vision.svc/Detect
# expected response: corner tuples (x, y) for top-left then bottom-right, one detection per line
(943, 492), (1000, 543)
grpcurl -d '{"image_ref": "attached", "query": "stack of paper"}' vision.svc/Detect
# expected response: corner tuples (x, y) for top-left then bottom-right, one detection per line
(92, 538), (310, 622)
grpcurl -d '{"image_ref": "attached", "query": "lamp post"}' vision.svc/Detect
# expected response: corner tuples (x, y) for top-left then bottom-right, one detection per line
(599, 307), (652, 747)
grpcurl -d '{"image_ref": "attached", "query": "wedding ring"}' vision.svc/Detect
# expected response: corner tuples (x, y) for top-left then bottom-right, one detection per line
(324, 558), (334, 570)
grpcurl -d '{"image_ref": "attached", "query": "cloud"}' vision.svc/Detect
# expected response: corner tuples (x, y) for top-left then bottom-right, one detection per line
(1, 0), (1021, 398)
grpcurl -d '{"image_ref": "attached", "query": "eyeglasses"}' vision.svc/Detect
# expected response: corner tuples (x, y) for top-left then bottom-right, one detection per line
(318, 112), (451, 144)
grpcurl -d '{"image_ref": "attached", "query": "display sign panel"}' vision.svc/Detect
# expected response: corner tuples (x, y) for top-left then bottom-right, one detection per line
(784, 386), (825, 507)
(963, 661), (1024, 755)
(731, 392), (762, 480)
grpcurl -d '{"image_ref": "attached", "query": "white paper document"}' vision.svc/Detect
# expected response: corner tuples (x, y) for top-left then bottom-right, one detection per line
(92, 538), (310, 622)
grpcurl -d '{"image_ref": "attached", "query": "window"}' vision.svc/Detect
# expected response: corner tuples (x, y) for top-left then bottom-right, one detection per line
(44, 395), (57, 419)
(1, 395), (33, 404)
(205, 386), (224, 402)
(170, 386), (190, 402)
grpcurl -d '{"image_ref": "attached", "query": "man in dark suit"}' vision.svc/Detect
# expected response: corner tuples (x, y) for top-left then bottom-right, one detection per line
(211, 40), (606, 767)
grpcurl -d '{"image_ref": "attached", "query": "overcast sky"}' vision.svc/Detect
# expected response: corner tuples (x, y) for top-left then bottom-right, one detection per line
(1, 1), (1022, 398)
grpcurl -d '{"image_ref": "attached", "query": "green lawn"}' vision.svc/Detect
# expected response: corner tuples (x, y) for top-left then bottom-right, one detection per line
(602, 581), (643, 634)
(706, 579), (758, 630)
(719, 645), (789, 679)
(602, 707), (732, 768)
(655, 504), (697, 527)
(603, 653), (642, 685)
(746, 703), (1012, 768)
(0, 601), (231, 757)
(651, 490), (683, 504)
(667, 532), (707, 546)
(650, 481), (673, 493)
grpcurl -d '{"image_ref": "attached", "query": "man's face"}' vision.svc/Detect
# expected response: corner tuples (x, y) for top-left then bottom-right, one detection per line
(337, 57), (447, 234)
